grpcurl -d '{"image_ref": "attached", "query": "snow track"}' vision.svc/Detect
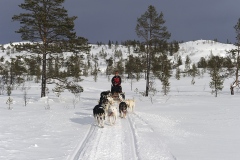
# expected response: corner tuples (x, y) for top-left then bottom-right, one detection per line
(69, 112), (175, 160)
(69, 115), (139, 160)
(121, 116), (139, 160)
(68, 124), (97, 160)
(128, 112), (176, 160)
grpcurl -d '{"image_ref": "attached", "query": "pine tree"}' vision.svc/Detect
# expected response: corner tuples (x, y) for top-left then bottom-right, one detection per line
(106, 57), (114, 75)
(208, 56), (224, 97)
(92, 56), (99, 82)
(177, 56), (183, 66)
(209, 69), (224, 97)
(161, 55), (171, 95)
(168, 41), (179, 56)
(169, 43), (174, 56)
(125, 55), (135, 78)
(197, 57), (207, 68)
(185, 55), (191, 74)
(115, 59), (124, 75)
(108, 40), (112, 49)
(229, 18), (240, 95)
(175, 67), (181, 80)
(162, 76), (170, 95)
(11, 56), (27, 85)
(152, 54), (171, 95)
(190, 63), (198, 85)
(223, 56), (235, 77)
(12, 0), (89, 97)
(136, 5), (171, 96)
(173, 41), (180, 53)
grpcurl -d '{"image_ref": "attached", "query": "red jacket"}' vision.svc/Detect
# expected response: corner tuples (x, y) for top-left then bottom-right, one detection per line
(111, 76), (121, 86)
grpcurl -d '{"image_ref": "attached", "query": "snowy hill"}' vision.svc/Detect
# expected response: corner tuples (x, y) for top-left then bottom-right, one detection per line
(1, 39), (236, 71)
(0, 40), (240, 160)
(174, 40), (236, 65)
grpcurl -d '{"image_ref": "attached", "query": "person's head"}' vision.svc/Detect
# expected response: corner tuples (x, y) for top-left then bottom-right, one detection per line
(115, 71), (119, 76)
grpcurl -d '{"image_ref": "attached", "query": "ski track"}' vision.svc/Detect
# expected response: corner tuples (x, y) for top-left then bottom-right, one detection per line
(69, 114), (139, 160)
(129, 112), (177, 160)
(122, 115), (139, 160)
(68, 124), (96, 160)
(69, 111), (176, 160)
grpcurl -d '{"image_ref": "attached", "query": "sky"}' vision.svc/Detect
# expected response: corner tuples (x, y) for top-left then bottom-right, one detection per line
(0, 0), (240, 44)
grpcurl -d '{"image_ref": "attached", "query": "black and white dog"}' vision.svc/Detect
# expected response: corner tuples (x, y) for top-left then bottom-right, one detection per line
(119, 92), (125, 100)
(98, 90), (112, 106)
(119, 101), (128, 118)
(100, 90), (111, 99)
(93, 103), (106, 128)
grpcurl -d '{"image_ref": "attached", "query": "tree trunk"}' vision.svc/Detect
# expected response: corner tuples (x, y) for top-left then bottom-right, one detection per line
(231, 46), (240, 95)
(230, 86), (234, 95)
(146, 51), (150, 96)
(41, 53), (47, 97)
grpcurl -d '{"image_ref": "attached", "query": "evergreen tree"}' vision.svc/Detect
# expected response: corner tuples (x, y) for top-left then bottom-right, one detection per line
(136, 5), (171, 96)
(207, 55), (223, 69)
(173, 40), (180, 53)
(0, 45), (4, 52)
(125, 55), (144, 81)
(108, 40), (112, 49)
(175, 67), (181, 80)
(152, 54), (171, 95)
(125, 55), (135, 78)
(209, 69), (224, 97)
(208, 56), (224, 97)
(168, 41), (179, 56)
(92, 56), (99, 82)
(162, 75), (170, 95)
(185, 55), (191, 74)
(106, 57), (114, 75)
(47, 57), (54, 77)
(135, 56), (144, 81)
(197, 57), (207, 68)
(115, 41), (119, 47)
(177, 55), (182, 66)
(54, 55), (60, 77)
(223, 56), (235, 77)
(168, 43), (174, 56)
(190, 63), (198, 85)
(229, 18), (240, 95)
(12, 56), (27, 84)
(12, 0), (89, 97)
(115, 59), (124, 75)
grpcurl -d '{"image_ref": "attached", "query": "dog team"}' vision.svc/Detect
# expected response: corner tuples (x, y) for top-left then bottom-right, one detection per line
(93, 90), (135, 128)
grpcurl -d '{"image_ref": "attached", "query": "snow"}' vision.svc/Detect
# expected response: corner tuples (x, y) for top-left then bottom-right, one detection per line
(174, 40), (236, 65)
(0, 40), (240, 160)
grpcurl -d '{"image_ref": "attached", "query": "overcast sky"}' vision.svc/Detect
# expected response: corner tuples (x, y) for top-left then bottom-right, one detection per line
(0, 0), (240, 44)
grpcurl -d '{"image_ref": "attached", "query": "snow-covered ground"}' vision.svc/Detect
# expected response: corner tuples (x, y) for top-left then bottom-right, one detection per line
(0, 40), (240, 160)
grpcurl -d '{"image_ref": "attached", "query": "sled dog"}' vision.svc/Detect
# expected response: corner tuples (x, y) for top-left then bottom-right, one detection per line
(125, 99), (135, 112)
(119, 102), (128, 118)
(108, 105), (118, 125)
(93, 104), (105, 128)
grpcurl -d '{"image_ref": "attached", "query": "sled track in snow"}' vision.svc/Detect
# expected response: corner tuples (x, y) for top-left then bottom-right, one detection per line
(125, 114), (141, 160)
(68, 124), (97, 160)
(69, 112), (163, 160)
(129, 112), (177, 160)
(68, 112), (177, 160)
(127, 112), (155, 160)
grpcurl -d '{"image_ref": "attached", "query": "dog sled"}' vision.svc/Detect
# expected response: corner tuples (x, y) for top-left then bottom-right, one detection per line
(94, 88), (136, 127)
(99, 90), (124, 103)
(111, 92), (125, 102)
